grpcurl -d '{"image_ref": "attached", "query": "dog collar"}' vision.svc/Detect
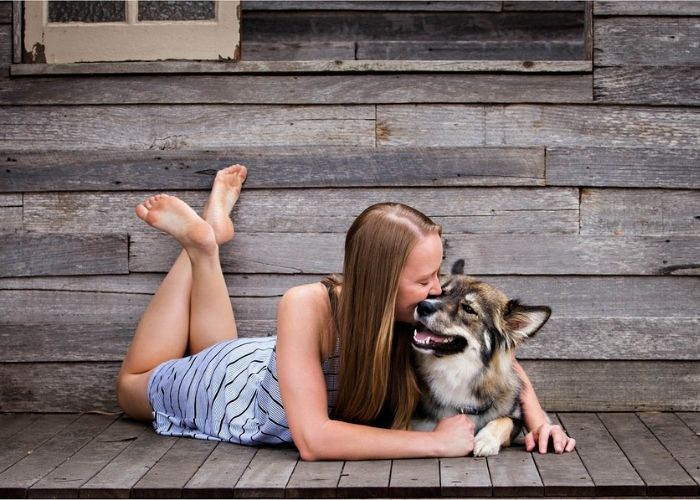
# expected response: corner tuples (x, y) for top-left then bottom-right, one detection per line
(458, 400), (493, 416)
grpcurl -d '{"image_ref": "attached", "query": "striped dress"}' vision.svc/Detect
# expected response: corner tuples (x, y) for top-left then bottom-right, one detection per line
(147, 336), (339, 445)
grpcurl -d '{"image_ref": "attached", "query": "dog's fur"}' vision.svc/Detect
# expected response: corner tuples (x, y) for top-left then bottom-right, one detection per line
(410, 260), (551, 456)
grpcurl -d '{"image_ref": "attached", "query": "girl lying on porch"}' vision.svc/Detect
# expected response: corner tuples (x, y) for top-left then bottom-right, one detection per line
(115, 164), (575, 460)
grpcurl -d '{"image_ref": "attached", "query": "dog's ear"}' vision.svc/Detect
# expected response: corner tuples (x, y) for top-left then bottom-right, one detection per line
(502, 300), (551, 343)
(451, 259), (465, 275)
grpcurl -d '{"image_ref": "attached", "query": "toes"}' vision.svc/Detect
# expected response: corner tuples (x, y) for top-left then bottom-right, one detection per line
(135, 203), (149, 220)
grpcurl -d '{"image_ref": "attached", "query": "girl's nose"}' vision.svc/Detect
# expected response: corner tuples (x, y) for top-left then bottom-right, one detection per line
(428, 276), (442, 297)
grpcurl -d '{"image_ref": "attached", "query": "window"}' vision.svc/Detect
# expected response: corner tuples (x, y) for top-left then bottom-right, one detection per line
(23, 0), (240, 64)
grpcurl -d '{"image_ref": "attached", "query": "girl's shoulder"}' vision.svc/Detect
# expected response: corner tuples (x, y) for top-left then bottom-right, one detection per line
(278, 282), (336, 359)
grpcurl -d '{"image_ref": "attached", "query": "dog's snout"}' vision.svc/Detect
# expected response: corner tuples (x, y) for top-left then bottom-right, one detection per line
(417, 300), (439, 317)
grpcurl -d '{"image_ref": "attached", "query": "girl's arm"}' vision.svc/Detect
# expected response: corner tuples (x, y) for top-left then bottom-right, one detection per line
(276, 284), (475, 461)
(513, 359), (576, 454)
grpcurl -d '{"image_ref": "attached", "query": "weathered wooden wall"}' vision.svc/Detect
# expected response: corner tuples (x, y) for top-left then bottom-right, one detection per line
(0, 1), (698, 413)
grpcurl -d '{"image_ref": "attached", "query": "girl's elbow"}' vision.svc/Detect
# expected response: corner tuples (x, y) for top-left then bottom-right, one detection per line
(292, 422), (333, 461)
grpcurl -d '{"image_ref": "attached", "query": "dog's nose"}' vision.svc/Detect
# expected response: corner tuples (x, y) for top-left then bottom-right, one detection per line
(417, 300), (438, 317)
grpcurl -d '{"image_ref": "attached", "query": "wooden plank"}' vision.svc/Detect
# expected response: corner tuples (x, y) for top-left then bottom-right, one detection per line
(3, 275), (696, 317)
(439, 457), (491, 497)
(0, 414), (79, 475)
(357, 40), (585, 63)
(0, 2), (12, 24)
(595, 1), (700, 16)
(80, 428), (178, 499)
(487, 445), (542, 496)
(23, 187), (577, 235)
(132, 233), (700, 275)
(504, 2), (585, 11)
(0, 73), (594, 105)
(0, 363), (122, 412)
(0, 413), (40, 440)
(548, 148), (700, 188)
(0, 207), (21, 233)
(637, 412), (700, 487)
(557, 413), (645, 496)
(242, 42), (354, 62)
(523, 360), (700, 412)
(336, 460), (391, 498)
(377, 105), (700, 148)
(28, 417), (146, 498)
(594, 66), (700, 105)
(580, 188), (700, 236)
(0, 25), (10, 79)
(242, 11), (584, 43)
(0, 414), (117, 498)
(595, 17), (700, 66)
(0, 233), (128, 277)
(132, 438), (217, 498)
(677, 412), (700, 434)
(531, 414), (595, 496)
(183, 442), (256, 498)
(233, 447), (299, 498)
(10, 59), (593, 76)
(4, 317), (698, 364)
(0, 105), (375, 151)
(1, 147), (545, 192)
(286, 460), (344, 498)
(2, 360), (698, 413)
(388, 458), (440, 497)
(598, 413), (698, 496)
(243, 2), (503, 11)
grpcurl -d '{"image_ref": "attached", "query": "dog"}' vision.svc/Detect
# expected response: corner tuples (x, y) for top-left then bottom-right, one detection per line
(410, 259), (551, 456)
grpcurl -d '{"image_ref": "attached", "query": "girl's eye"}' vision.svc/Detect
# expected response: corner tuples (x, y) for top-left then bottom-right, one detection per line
(461, 303), (477, 315)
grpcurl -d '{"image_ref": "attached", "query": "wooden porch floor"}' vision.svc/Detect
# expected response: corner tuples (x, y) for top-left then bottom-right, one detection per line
(0, 412), (698, 498)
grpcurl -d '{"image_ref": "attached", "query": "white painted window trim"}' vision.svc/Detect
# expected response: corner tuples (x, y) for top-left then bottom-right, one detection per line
(23, 0), (240, 64)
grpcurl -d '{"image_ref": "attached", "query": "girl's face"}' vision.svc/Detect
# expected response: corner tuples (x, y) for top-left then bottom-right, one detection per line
(394, 232), (443, 324)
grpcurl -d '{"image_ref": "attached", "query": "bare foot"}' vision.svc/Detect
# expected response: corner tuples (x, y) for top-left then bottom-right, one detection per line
(202, 164), (248, 245)
(136, 194), (217, 255)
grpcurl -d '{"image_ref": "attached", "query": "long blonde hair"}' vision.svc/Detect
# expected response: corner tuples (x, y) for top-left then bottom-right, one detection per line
(330, 203), (442, 429)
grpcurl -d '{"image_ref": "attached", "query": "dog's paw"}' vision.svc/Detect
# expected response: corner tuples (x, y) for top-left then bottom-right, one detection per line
(473, 430), (502, 456)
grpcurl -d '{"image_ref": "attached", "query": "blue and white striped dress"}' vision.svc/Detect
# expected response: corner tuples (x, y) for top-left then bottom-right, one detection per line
(147, 336), (339, 445)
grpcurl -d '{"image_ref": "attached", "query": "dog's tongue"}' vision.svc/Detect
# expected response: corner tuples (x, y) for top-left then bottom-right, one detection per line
(414, 330), (435, 343)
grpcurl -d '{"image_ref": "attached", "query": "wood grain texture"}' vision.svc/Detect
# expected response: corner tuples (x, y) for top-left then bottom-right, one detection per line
(0, 414), (116, 498)
(234, 448), (299, 498)
(595, 17), (700, 66)
(377, 105), (700, 147)
(0, 206), (21, 232)
(336, 460), (390, 498)
(28, 418), (145, 498)
(389, 458), (441, 497)
(183, 442), (256, 498)
(439, 457), (491, 497)
(0, 233), (128, 277)
(487, 445), (542, 496)
(3, 317), (698, 363)
(558, 413), (645, 496)
(598, 413), (698, 495)
(580, 188), (700, 236)
(130, 232), (700, 275)
(0, 25), (10, 80)
(637, 412), (700, 487)
(595, 1), (700, 15)
(286, 461), (344, 498)
(594, 66), (700, 105)
(0, 73), (593, 105)
(0, 105), (375, 151)
(131, 438), (217, 498)
(547, 148), (700, 188)
(3, 275), (696, 317)
(3, 361), (697, 413)
(243, 1), (503, 11)
(23, 187), (578, 235)
(1, 147), (545, 192)
(80, 429), (177, 499)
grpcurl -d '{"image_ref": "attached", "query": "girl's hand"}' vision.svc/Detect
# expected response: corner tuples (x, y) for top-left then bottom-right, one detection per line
(432, 414), (476, 457)
(524, 422), (576, 454)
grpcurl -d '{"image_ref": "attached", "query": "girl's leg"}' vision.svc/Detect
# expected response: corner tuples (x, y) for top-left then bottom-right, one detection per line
(116, 166), (246, 421)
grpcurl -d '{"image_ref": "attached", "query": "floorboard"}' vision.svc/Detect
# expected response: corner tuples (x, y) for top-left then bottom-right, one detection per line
(0, 412), (698, 498)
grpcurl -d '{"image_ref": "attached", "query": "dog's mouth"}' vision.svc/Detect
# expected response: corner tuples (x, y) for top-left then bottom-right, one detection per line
(411, 325), (468, 354)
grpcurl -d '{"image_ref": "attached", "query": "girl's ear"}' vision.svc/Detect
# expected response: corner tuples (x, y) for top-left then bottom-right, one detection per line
(503, 300), (551, 342)
(451, 259), (465, 275)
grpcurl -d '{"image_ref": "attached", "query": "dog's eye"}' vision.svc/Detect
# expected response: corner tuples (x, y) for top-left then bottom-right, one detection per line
(461, 303), (477, 315)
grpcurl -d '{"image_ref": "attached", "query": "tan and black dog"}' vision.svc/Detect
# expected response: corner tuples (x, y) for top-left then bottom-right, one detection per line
(411, 259), (551, 456)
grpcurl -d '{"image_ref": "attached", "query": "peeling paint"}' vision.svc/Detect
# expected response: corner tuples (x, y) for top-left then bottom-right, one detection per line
(376, 121), (392, 143)
(25, 42), (46, 64)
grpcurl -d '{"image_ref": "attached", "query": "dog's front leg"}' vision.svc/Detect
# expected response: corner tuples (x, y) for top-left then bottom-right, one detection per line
(473, 417), (515, 456)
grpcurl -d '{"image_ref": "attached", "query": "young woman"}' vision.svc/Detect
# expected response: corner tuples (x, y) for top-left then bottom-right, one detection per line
(116, 164), (575, 461)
